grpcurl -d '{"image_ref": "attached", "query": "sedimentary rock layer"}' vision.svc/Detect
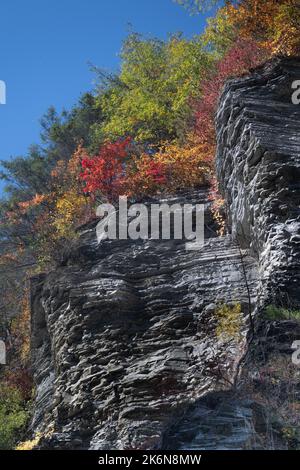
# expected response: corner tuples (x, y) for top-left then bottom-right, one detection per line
(216, 57), (300, 307)
(30, 58), (300, 449)
(31, 192), (257, 449)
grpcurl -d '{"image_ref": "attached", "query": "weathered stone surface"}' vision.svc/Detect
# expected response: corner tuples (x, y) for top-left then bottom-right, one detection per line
(216, 57), (300, 307)
(163, 392), (261, 450)
(30, 57), (300, 450)
(30, 191), (258, 449)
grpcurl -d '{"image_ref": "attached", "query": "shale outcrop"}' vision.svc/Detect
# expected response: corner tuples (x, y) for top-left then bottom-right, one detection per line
(30, 58), (300, 449)
(216, 57), (300, 307)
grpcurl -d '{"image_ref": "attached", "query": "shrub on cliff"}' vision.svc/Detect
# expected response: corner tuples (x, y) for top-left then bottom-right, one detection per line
(264, 305), (300, 321)
(0, 385), (28, 450)
(215, 302), (243, 341)
(177, 0), (300, 56)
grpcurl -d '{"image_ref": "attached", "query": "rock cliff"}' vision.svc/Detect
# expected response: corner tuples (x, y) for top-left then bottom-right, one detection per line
(30, 58), (300, 450)
(216, 57), (300, 307)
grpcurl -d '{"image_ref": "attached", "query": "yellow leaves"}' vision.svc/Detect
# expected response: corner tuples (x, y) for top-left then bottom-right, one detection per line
(99, 33), (216, 142)
(52, 189), (93, 239)
(10, 292), (31, 364)
(16, 425), (54, 450)
(264, 2), (300, 56)
(226, 0), (278, 39)
(124, 135), (214, 199)
(210, 198), (226, 236)
(46, 145), (95, 242)
(225, 0), (300, 56)
(209, 177), (226, 236)
(215, 302), (243, 342)
(202, 5), (237, 54)
(155, 138), (214, 189)
(15, 433), (42, 451)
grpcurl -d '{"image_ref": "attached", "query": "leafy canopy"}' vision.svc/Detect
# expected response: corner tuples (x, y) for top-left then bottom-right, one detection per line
(0, 386), (28, 450)
(95, 33), (216, 143)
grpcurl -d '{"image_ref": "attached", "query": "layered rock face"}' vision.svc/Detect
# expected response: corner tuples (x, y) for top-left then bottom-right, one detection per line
(216, 57), (300, 307)
(30, 58), (300, 449)
(31, 192), (258, 449)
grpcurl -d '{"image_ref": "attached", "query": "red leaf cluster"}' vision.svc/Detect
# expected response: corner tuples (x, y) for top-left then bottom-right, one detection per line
(195, 38), (267, 142)
(144, 160), (167, 185)
(80, 137), (132, 201)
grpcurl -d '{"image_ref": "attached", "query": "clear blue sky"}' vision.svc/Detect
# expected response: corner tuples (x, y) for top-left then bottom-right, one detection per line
(0, 0), (215, 165)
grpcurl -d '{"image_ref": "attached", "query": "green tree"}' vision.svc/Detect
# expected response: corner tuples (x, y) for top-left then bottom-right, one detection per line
(93, 33), (216, 143)
(40, 93), (104, 159)
(202, 5), (237, 54)
(0, 385), (28, 450)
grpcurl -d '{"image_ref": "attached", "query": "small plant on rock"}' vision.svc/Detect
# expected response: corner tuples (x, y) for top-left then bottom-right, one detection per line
(0, 385), (28, 450)
(215, 302), (243, 342)
(264, 305), (300, 321)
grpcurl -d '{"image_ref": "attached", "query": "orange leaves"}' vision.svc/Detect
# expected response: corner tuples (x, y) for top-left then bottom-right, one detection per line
(17, 194), (46, 213)
(225, 0), (300, 56)
(226, 0), (278, 41)
(124, 153), (168, 199)
(154, 138), (214, 188)
(5, 194), (46, 223)
(78, 135), (214, 201)
(51, 143), (87, 185)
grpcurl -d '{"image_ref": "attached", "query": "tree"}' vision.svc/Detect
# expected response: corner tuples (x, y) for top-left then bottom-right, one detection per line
(40, 93), (104, 160)
(0, 92), (105, 271)
(194, 38), (267, 143)
(51, 145), (94, 239)
(93, 33), (216, 143)
(0, 386), (28, 450)
(80, 138), (132, 201)
(177, 0), (300, 56)
(226, 0), (300, 56)
(202, 5), (237, 54)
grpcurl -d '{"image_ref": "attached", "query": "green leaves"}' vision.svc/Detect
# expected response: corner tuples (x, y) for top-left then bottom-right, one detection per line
(0, 386), (28, 450)
(97, 33), (215, 143)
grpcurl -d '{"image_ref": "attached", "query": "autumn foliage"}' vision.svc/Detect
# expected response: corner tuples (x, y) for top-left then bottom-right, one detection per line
(77, 133), (215, 201)
(194, 38), (267, 143)
(50, 145), (94, 239)
(1, 0), (297, 272)
(80, 138), (131, 201)
(0, 1), (299, 441)
(226, 0), (300, 56)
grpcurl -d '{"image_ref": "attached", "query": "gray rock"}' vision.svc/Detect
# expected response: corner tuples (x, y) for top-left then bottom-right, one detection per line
(30, 57), (300, 450)
(30, 191), (258, 449)
(216, 57), (300, 307)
